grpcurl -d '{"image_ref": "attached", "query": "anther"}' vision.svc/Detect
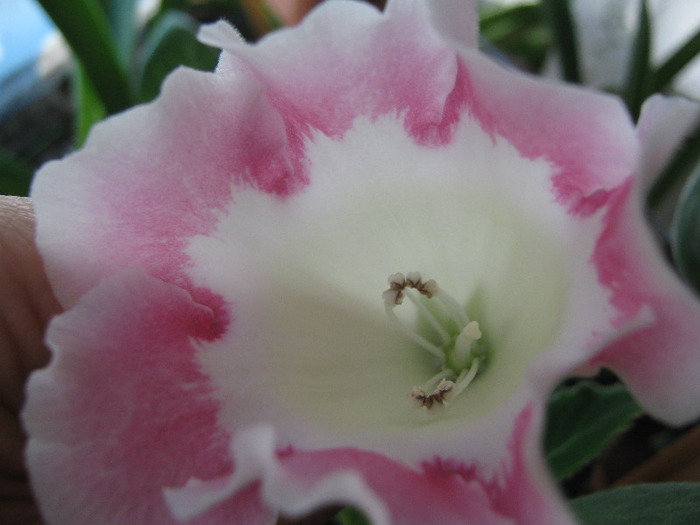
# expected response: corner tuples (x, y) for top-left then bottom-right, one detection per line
(405, 272), (421, 287)
(383, 273), (450, 356)
(384, 273), (407, 305)
(412, 379), (454, 409)
(421, 279), (438, 298)
(382, 288), (403, 306)
(405, 272), (438, 299)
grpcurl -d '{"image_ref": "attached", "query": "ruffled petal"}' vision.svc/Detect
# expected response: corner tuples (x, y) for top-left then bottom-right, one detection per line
(32, 59), (307, 311)
(583, 96), (700, 425)
(167, 407), (575, 525)
(207, 0), (465, 145)
(165, 425), (392, 524)
(32, 0), (472, 313)
(589, 180), (700, 425)
(23, 270), (270, 524)
(459, 48), (637, 217)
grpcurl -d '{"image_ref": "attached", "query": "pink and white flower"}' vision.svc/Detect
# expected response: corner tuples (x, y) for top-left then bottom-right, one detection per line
(23, 1), (700, 524)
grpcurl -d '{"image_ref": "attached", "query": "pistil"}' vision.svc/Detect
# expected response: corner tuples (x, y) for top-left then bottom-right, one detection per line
(453, 321), (482, 369)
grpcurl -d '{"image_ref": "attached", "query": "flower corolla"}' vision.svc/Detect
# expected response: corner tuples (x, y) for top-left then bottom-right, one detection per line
(23, 1), (700, 524)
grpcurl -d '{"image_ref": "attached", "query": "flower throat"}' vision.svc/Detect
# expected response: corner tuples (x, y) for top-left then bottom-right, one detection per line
(383, 272), (485, 409)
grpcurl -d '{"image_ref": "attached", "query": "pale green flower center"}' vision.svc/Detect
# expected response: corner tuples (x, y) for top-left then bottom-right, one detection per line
(383, 271), (487, 409)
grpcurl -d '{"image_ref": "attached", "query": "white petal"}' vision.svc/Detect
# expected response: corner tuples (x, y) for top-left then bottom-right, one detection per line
(186, 113), (612, 468)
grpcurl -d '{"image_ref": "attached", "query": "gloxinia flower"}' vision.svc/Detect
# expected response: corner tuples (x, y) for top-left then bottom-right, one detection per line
(23, 0), (700, 524)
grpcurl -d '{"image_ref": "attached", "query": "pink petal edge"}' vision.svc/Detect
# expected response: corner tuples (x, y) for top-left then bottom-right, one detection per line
(166, 406), (574, 525)
(590, 177), (700, 424)
(23, 270), (270, 524)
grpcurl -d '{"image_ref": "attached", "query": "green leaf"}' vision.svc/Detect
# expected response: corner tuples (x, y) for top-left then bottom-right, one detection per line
(623, 0), (651, 120)
(670, 161), (700, 292)
(36, 0), (135, 114)
(545, 381), (642, 480)
(0, 150), (35, 197)
(480, 3), (550, 69)
(571, 483), (700, 525)
(650, 26), (700, 94)
(99, 0), (140, 61)
(137, 10), (220, 102)
(159, 0), (189, 12)
(247, 0), (283, 32)
(542, 0), (581, 83)
(332, 508), (372, 525)
(73, 63), (107, 146)
(159, 0), (281, 42)
(480, 3), (544, 40)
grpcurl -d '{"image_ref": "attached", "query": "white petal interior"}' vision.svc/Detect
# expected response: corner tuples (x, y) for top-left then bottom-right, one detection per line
(187, 114), (595, 460)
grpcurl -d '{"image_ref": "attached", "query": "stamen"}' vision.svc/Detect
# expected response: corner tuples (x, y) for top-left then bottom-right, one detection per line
(434, 289), (470, 327)
(384, 272), (407, 305)
(421, 369), (452, 392)
(383, 273), (449, 360)
(383, 272), (485, 409)
(446, 358), (481, 401)
(405, 272), (438, 298)
(384, 299), (444, 360)
(412, 379), (454, 409)
(403, 289), (450, 345)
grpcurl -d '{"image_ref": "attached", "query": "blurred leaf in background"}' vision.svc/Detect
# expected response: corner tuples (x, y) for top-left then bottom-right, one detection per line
(480, 1), (550, 71)
(544, 380), (643, 482)
(0, 0), (283, 195)
(0, 0), (73, 194)
(137, 9), (220, 102)
(0, 149), (34, 196)
(571, 483), (700, 525)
